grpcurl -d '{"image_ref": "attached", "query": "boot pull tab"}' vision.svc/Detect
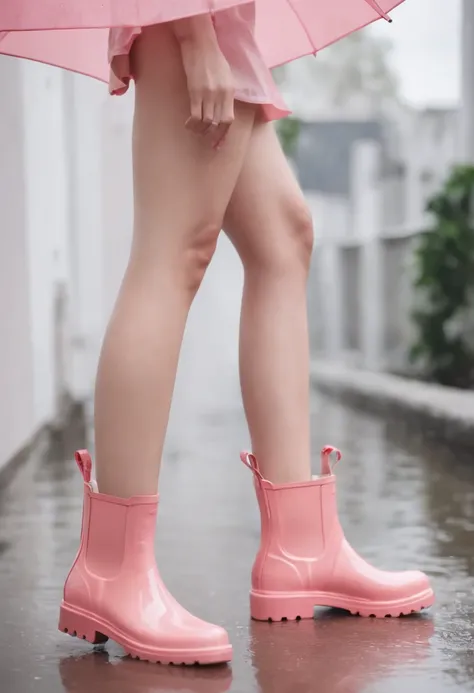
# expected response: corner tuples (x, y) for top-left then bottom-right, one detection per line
(240, 451), (264, 483)
(75, 450), (92, 483)
(320, 446), (342, 475)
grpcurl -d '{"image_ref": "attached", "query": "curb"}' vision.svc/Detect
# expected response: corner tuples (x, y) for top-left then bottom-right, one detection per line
(0, 399), (86, 487)
(310, 360), (474, 450)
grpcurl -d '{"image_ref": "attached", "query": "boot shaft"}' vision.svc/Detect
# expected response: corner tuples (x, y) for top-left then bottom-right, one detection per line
(241, 448), (344, 592)
(254, 476), (342, 558)
(71, 450), (159, 581)
(79, 488), (159, 578)
(246, 447), (343, 558)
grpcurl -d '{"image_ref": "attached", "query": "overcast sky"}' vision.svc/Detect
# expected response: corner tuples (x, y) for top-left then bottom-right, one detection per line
(370, 0), (461, 107)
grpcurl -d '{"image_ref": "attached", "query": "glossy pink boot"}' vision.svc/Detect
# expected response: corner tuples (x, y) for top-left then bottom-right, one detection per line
(241, 446), (435, 621)
(58, 450), (232, 665)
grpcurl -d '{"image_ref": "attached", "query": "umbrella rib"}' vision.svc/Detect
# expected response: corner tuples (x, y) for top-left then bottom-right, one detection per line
(284, 0), (393, 59)
(363, 0), (393, 22)
(285, 0), (318, 55)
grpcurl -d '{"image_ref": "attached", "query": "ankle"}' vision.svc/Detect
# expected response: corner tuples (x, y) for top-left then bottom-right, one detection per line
(95, 468), (159, 499)
(254, 456), (312, 485)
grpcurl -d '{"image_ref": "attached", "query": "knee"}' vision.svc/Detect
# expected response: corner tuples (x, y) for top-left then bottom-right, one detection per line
(245, 196), (314, 277)
(181, 221), (221, 295)
(285, 198), (314, 272)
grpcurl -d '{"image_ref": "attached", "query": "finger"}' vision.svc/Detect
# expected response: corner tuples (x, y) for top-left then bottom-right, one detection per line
(185, 92), (204, 134)
(201, 89), (217, 136)
(212, 121), (229, 150)
(213, 91), (234, 149)
(205, 97), (222, 143)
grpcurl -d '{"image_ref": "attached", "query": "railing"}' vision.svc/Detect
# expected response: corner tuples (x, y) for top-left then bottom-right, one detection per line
(306, 138), (433, 374)
(309, 223), (424, 373)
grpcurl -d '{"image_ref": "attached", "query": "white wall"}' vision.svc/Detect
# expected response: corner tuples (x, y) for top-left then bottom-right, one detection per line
(0, 56), (35, 468)
(0, 59), (111, 471)
(100, 93), (134, 322)
(64, 73), (106, 403)
(21, 61), (70, 429)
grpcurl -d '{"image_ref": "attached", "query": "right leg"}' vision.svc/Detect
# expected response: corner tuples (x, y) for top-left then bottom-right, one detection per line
(94, 23), (256, 497)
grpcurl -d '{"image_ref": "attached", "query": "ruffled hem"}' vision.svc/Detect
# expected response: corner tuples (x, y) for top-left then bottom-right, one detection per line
(108, 27), (141, 97)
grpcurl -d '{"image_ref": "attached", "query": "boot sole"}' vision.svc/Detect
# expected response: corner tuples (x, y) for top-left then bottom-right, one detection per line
(58, 602), (232, 665)
(250, 587), (435, 620)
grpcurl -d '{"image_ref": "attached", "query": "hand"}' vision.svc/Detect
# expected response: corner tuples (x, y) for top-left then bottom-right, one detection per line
(172, 16), (235, 149)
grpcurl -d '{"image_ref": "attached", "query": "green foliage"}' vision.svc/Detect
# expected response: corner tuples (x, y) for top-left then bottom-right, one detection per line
(276, 117), (301, 157)
(410, 166), (474, 388)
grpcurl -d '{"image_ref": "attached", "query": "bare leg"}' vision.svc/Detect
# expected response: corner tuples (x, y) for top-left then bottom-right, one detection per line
(94, 23), (256, 497)
(224, 121), (313, 483)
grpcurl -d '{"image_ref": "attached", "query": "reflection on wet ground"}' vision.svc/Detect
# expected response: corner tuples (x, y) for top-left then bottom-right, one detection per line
(1, 389), (474, 693)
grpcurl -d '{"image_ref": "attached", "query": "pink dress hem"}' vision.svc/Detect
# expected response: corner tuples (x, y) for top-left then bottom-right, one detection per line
(107, 6), (291, 121)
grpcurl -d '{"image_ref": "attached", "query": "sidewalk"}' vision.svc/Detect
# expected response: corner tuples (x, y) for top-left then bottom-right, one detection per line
(311, 360), (474, 449)
(1, 367), (473, 692)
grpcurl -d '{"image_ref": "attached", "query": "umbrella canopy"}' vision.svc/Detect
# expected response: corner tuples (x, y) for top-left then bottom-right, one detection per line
(0, 0), (404, 84)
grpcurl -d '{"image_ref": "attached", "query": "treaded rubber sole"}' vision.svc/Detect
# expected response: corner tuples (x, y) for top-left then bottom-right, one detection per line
(58, 602), (232, 665)
(250, 588), (435, 621)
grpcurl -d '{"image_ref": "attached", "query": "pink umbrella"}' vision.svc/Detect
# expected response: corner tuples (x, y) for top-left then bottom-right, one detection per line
(0, 0), (404, 84)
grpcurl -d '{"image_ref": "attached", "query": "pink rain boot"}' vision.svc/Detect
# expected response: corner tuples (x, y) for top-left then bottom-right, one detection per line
(241, 446), (435, 621)
(58, 450), (232, 665)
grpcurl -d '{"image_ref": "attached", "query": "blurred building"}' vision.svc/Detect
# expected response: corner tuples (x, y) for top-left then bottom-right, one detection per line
(281, 11), (465, 373)
(0, 1), (473, 472)
(300, 102), (459, 373)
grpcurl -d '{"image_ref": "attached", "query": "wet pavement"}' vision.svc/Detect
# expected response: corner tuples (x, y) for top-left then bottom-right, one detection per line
(1, 240), (474, 693)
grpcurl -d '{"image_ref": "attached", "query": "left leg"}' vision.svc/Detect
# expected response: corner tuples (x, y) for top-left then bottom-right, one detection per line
(224, 120), (434, 621)
(224, 120), (313, 484)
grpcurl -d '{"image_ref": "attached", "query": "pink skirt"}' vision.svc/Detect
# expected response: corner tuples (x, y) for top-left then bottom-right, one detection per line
(109, 4), (290, 121)
(0, 0), (404, 122)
